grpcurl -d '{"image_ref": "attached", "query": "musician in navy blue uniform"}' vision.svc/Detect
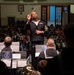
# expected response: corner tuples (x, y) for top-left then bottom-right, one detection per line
(1, 36), (12, 59)
(44, 24), (74, 75)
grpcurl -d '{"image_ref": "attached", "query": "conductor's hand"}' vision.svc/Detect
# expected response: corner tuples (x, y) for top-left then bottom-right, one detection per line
(27, 15), (31, 22)
(36, 30), (43, 34)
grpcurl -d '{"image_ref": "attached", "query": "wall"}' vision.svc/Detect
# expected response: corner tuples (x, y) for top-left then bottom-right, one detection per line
(1, 4), (41, 26)
(0, 0), (3, 2)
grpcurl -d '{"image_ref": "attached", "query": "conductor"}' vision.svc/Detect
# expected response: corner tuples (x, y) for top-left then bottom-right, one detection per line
(26, 11), (46, 45)
(25, 11), (47, 69)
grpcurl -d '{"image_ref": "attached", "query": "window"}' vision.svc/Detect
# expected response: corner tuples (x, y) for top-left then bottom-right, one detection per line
(56, 7), (62, 25)
(50, 6), (55, 21)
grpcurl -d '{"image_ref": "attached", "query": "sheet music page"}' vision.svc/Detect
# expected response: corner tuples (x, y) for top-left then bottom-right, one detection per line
(11, 46), (19, 52)
(0, 42), (4, 52)
(12, 54), (21, 59)
(1, 59), (11, 67)
(35, 45), (42, 52)
(35, 52), (40, 57)
(11, 42), (19, 52)
(12, 42), (19, 45)
(0, 42), (19, 52)
(17, 59), (27, 67)
(12, 60), (17, 68)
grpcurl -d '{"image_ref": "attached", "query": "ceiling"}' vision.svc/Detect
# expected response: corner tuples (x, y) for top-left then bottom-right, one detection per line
(0, 0), (74, 4)
(4, 0), (47, 2)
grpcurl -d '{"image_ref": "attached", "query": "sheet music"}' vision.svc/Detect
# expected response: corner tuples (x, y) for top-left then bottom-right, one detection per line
(12, 60), (17, 68)
(1, 59), (11, 67)
(12, 42), (19, 45)
(12, 53), (21, 59)
(0, 42), (4, 52)
(35, 53), (40, 57)
(35, 45), (43, 52)
(11, 42), (19, 52)
(0, 42), (19, 52)
(17, 59), (27, 67)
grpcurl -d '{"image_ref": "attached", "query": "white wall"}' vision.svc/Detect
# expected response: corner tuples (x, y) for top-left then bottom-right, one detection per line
(1, 4), (41, 26)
